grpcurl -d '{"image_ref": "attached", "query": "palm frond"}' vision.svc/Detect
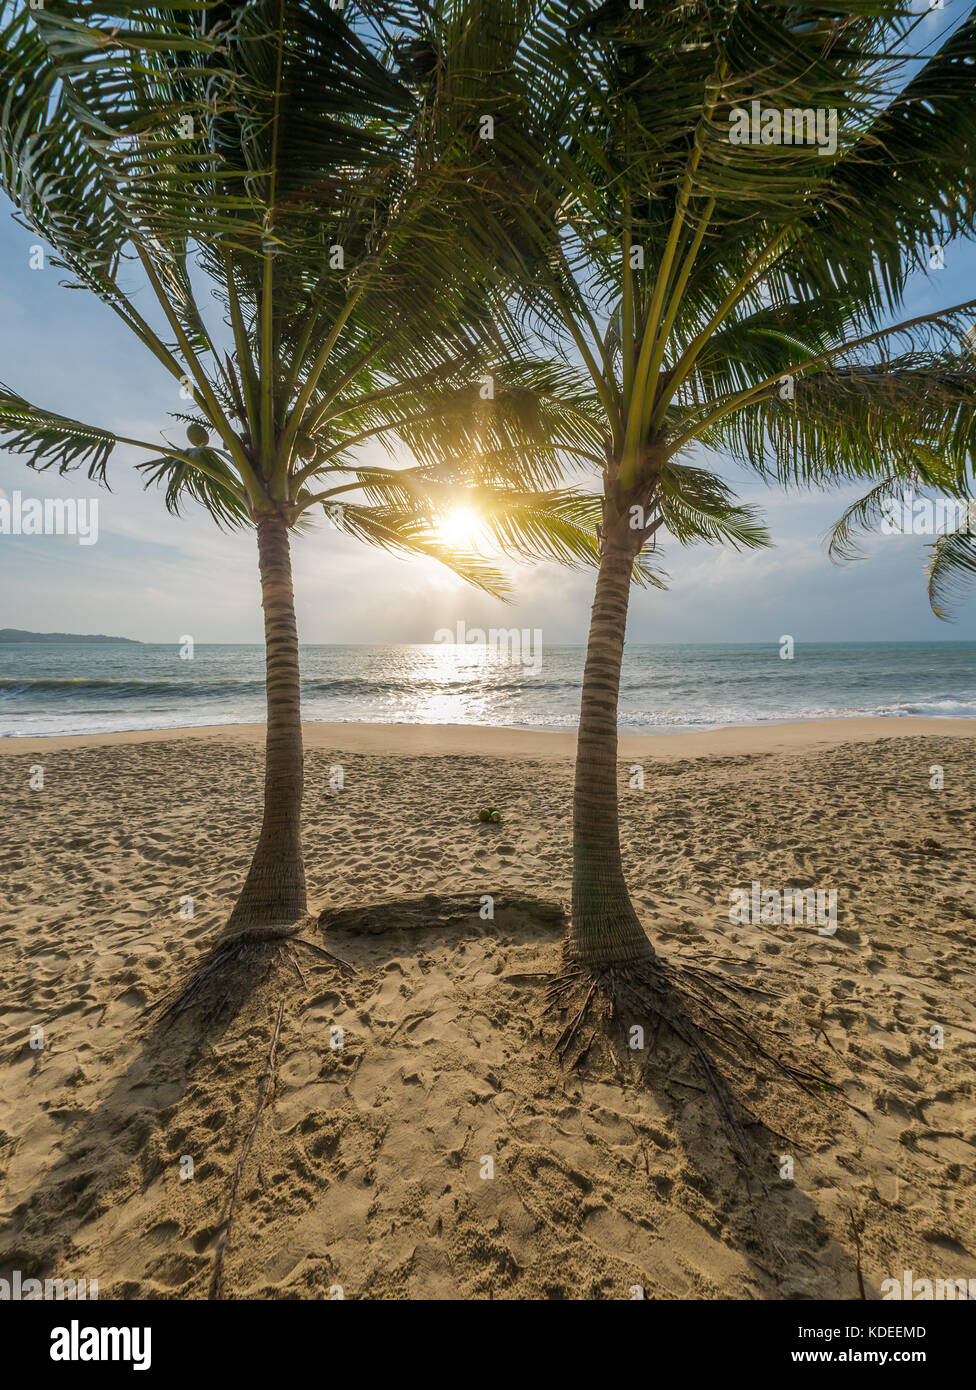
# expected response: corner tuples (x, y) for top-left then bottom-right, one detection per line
(826, 474), (921, 564)
(656, 461), (770, 551)
(324, 501), (513, 599)
(928, 527), (976, 620)
(0, 384), (120, 480)
(135, 448), (253, 529)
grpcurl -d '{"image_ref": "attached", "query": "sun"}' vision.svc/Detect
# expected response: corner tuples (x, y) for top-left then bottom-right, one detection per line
(434, 506), (484, 548)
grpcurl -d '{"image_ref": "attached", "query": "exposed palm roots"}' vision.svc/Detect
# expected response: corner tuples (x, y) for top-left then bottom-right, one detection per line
(150, 917), (355, 1029)
(545, 954), (855, 1161)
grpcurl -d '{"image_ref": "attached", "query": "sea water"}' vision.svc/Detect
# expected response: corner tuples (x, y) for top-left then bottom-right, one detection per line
(1, 640), (973, 738)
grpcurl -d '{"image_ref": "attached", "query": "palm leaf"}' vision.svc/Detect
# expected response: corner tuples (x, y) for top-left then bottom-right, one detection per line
(0, 384), (121, 480)
(928, 527), (976, 620)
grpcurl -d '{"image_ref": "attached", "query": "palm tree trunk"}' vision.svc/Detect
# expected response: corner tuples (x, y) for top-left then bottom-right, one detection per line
(228, 512), (307, 934)
(569, 531), (655, 968)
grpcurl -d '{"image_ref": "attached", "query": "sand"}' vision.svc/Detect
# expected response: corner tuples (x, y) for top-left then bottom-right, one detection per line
(1, 718), (974, 1300)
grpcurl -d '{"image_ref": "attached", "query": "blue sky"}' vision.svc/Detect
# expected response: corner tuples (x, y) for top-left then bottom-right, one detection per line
(1, 2), (975, 645)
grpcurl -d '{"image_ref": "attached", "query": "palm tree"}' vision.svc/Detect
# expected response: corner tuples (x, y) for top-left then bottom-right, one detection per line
(0, 0), (603, 940)
(449, 1), (976, 1013)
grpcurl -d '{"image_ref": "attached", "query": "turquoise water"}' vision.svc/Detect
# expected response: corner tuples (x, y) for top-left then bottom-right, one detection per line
(1, 641), (973, 737)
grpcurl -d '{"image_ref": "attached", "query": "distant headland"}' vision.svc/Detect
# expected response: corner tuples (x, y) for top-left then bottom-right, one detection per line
(0, 629), (141, 645)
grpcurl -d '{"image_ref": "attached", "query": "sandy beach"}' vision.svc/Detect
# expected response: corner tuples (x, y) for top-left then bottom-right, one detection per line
(1, 717), (974, 1299)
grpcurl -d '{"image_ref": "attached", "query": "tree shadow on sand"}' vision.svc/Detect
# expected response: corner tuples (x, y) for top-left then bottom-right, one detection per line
(0, 932), (292, 1289)
(0, 894), (559, 1293)
(0, 894), (872, 1299)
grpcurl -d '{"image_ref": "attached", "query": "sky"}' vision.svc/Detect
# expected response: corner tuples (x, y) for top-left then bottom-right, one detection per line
(1, 2), (975, 646)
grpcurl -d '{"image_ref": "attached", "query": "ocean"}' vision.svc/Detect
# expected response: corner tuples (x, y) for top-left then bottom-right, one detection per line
(1, 640), (973, 738)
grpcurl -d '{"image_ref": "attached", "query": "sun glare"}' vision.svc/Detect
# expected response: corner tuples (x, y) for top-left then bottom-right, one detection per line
(434, 506), (484, 549)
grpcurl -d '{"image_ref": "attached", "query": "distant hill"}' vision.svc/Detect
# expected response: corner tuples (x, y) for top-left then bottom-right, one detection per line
(0, 629), (141, 645)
